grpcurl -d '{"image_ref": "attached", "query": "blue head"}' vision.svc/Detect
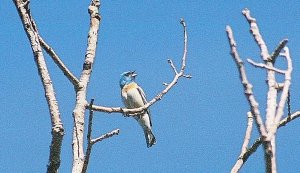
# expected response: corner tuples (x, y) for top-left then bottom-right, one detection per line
(119, 71), (137, 88)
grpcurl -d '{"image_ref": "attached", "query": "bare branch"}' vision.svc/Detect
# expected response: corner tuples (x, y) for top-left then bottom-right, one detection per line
(270, 39), (288, 63)
(90, 18), (190, 116)
(82, 99), (95, 173)
(38, 35), (80, 88)
(278, 111), (300, 127)
(82, 99), (120, 173)
(225, 25), (267, 138)
(247, 58), (286, 74)
(72, 0), (101, 172)
(242, 8), (270, 61)
(167, 59), (178, 74)
(242, 9), (279, 172)
(231, 112), (254, 173)
(91, 129), (120, 144)
(234, 111), (300, 169)
(267, 47), (292, 141)
(287, 90), (291, 116)
(13, 1), (64, 172)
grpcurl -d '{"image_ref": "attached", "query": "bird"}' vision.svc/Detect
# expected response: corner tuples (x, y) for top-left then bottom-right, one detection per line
(119, 71), (156, 148)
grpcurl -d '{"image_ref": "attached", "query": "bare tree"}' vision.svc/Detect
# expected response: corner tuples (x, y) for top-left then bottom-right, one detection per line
(13, 0), (190, 172)
(226, 8), (299, 173)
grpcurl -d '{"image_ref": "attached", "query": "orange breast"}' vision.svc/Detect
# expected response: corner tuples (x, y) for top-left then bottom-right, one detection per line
(123, 82), (138, 92)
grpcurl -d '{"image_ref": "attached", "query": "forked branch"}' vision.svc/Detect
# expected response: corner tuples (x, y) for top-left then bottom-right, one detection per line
(225, 25), (267, 138)
(82, 99), (119, 173)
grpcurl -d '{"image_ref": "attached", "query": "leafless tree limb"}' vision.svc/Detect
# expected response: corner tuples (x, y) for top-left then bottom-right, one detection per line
(91, 129), (120, 144)
(81, 99), (120, 173)
(287, 91), (291, 116)
(247, 58), (286, 74)
(242, 8), (279, 172)
(13, 1), (64, 172)
(91, 18), (190, 116)
(72, 0), (101, 172)
(270, 39), (288, 63)
(242, 8), (270, 61)
(225, 25), (267, 137)
(231, 112), (254, 173)
(38, 35), (80, 88)
(267, 47), (292, 141)
(231, 111), (300, 171)
(82, 99), (95, 173)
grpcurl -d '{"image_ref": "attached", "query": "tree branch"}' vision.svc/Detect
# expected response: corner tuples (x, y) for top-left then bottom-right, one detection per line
(267, 47), (292, 141)
(13, 1), (64, 172)
(82, 99), (95, 173)
(91, 129), (120, 144)
(270, 39), (288, 63)
(90, 18), (190, 116)
(247, 58), (286, 74)
(72, 0), (101, 172)
(231, 112), (254, 173)
(242, 8), (278, 172)
(232, 111), (300, 171)
(242, 8), (270, 61)
(38, 35), (80, 88)
(225, 25), (267, 138)
(82, 99), (120, 173)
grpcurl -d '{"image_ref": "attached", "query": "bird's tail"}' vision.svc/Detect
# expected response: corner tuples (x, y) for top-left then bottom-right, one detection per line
(144, 130), (156, 148)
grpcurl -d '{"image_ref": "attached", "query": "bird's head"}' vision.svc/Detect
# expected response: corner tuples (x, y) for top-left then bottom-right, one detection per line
(119, 71), (137, 88)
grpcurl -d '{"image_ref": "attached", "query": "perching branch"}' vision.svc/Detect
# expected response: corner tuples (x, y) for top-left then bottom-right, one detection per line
(91, 18), (190, 115)
(13, 1), (64, 173)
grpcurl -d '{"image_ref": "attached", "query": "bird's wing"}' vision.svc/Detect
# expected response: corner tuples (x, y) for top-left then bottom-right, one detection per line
(136, 85), (152, 127)
(136, 85), (147, 105)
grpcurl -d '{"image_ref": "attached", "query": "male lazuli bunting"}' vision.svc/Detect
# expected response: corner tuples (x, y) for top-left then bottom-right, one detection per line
(119, 71), (156, 148)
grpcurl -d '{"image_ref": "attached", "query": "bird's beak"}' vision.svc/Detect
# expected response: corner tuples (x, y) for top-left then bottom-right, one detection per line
(131, 71), (137, 77)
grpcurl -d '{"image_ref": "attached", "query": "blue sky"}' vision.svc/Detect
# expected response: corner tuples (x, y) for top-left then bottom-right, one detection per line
(1, 1), (300, 173)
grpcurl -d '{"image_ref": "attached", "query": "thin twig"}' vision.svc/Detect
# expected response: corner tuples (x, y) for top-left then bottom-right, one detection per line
(38, 35), (80, 88)
(91, 129), (120, 144)
(90, 18), (190, 116)
(287, 90), (291, 117)
(168, 59), (178, 74)
(82, 99), (95, 173)
(269, 39), (288, 63)
(231, 112), (254, 173)
(247, 58), (286, 74)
